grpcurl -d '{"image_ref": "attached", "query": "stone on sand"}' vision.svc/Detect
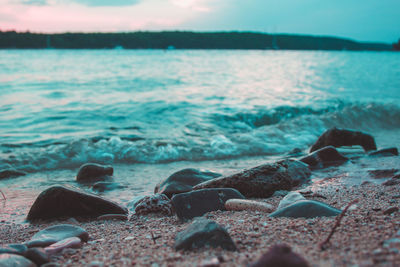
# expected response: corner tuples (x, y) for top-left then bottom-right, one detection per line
(0, 254), (36, 267)
(224, 199), (273, 212)
(269, 200), (341, 218)
(300, 146), (348, 169)
(134, 194), (174, 215)
(277, 191), (305, 210)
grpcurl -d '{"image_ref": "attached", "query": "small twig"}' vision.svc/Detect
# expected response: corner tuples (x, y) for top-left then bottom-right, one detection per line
(0, 189), (6, 201)
(319, 199), (358, 250)
(150, 231), (161, 244)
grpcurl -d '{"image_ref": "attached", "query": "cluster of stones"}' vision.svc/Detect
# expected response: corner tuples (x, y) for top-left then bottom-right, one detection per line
(1, 127), (399, 266)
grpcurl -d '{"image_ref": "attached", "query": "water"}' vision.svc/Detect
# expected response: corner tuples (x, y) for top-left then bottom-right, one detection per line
(1, 49), (400, 205)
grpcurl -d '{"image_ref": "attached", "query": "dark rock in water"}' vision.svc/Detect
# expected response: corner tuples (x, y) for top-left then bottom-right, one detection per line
(287, 148), (303, 156)
(76, 163), (113, 183)
(134, 194), (174, 215)
(269, 200), (341, 218)
(368, 169), (398, 179)
(0, 244), (27, 255)
(25, 248), (49, 266)
(382, 177), (400, 186)
(0, 254), (36, 267)
(154, 168), (221, 198)
(249, 244), (309, 267)
(300, 146), (348, 169)
(193, 159), (311, 198)
(27, 186), (128, 221)
(310, 127), (377, 153)
(174, 217), (236, 251)
(92, 182), (124, 192)
(172, 188), (244, 221)
(0, 169), (26, 179)
(26, 224), (89, 248)
(369, 147), (399, 157)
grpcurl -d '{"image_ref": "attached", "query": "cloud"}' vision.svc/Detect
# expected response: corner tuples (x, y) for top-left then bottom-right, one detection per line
(75, 0), (141, 7)
(19, 0), (48, 5)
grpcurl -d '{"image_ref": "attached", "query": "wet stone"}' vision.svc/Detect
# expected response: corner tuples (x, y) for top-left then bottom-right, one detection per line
(277, 191), (305, 210)
(92, 182), (124, 192)
(0, 169), (26, 180)
(25, 248), (49, 266)
(0, 254), (36, 267)
(76, 163), (113, 183)
(369, 147), (398, 157)
(269, 200), (341, 218)
(300, 146), (348, 169)
(0, 244), (28, 255)
(134, 194), (174, 215)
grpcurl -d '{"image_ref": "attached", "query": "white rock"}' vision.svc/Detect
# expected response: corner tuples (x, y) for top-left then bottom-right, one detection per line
(44, 237), (82, 254)
(225, 199), (273, 212)
(277, 191), (305, 210)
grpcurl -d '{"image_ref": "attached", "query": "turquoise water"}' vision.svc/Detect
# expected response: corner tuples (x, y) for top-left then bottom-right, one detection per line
(1, 50), (400, 173)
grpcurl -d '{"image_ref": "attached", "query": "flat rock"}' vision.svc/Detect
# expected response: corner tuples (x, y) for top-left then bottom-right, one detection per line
(25, 248), (49, 266)
(76, 163), (113, 183)
(0, 244), (28, 255)
(249, 244), (309, 267)
(27, 186), (128, 221)
(193, 159), (311, 198)
(174, 217), (236, 251)
(154, 168), (221, 198)
(225, 199), (273, 212)
(300, 146), (348, 169)
(134, 194), (174, 215)
(369, 147), (398, 157)
(277, 191), (305, 210)
(368, 169), (398, 179)
(172, 188), (245, 221)
(310, 127), (376, 153)
(0, 254), (36, 267)
(0, 169), (26, 179)
(44, 237), (82, 254)
(269, 200), (341, 218)
(26, 224), (89, 248)
(92, 182), (124, 192)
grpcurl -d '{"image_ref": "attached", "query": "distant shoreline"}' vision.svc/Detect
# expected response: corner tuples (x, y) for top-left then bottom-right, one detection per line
(0, 31), (395, 51)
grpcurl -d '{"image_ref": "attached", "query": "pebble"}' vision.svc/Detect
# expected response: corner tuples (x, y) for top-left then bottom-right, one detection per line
(134, 194), (174, 215)
(277, 191), (305, 210)
(44, 237), (82, 254)
(0, 253), (35, 267)
(383, 207), (399, 215)
(269, 200), (341, 218)
(225, 199), (273, 212)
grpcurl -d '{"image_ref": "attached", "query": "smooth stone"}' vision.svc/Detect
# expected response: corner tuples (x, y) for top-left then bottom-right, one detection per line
(134, 194), (173, 215)
(25, 248), (49, 266)
(300, 146), (348, 169)
(44, 237), (82, 254)
(27, 186), (128, 221)
(0, 244), (28, 255)
(249, 244), (309, 267)
(224, 199), (273, 212)
(154, 168), (221, 198)
(96, 214), (128, 221)
(92, 182), (124, 192)
(193, 159), (311, 198)
(76, 163), (113, 183)
(127, 195), (147, 212)
(383, 207), (399, 215)
(26, 224), (89, 248)
(369, 147), (398, 157)
(368, 169), (398, 179)
(277, 191), (306, 210)
(174, 217), (236, 251)
(269, 200), (341, 218)
(0, 254), (36, 267)
(382, 178), (400, 186)
(310, 127), (376, 153)
(0, 169), (26, 179)
(172, 188), (245, 221)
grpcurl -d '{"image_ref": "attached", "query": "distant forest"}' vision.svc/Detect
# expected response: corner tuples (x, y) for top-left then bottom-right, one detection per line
(0, 31), (397, 51)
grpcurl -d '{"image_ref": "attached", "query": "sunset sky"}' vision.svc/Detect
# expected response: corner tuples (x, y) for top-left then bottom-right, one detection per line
(1, 0), (399, 43)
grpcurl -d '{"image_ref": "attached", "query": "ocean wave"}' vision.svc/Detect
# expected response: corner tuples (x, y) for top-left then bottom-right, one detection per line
(1, 102), (400, 173)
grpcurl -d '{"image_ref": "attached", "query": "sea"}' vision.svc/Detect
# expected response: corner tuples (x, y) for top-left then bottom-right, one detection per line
(1, 49), (400, 217)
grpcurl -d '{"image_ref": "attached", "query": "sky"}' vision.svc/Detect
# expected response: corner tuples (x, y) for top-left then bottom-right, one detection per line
(0, 0), (399, 43)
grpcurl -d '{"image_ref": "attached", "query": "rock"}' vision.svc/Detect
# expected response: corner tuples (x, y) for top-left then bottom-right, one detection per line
(300, 146), (348, 169)
(27, 186), (128, 221)
(127, 196), (147, 212)
(382, 177), (400, 186)
(269, 200), (341, 218)
(0, 169), (26, 179)
(174, 218), (236, 251)
(134, 194), (173, 215)
(44, 237), (82, 254)
(76, 163), (113, 183)
(96, 214), (128, 221)
(92, 182), (124, 192)
(224, 199), (273, 212)
(0, 254), (36, 267)
(193, 159), (311, 198)
(277, 191), (305, 210)
(369, 147), (398, 157)
(383, 207), (399, 215)
(249, 244), (309, 267)
(368, 169), (398, 179)
(172, 188), (245, 221)
(154, 168), (221, 198)
(0, 244), (28, 255)
(26, 224), (89, 248)
(310, 127), (376, 153)
(25, 248), (49, 266)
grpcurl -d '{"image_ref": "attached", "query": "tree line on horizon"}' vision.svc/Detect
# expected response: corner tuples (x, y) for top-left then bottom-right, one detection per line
(0, 31), (397, 51)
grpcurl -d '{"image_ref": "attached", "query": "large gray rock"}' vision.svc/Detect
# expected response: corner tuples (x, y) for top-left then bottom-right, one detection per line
(269, 200), (341, 218)
(249, 244), (309, 267)
(0, 254), (35, 267)
(27, 186), (128, 221)
(26, 224), (89, 248)
(174, 217), (236, 251)
(193, 159), (311, 198)
(172, 188), (245, 221)
(154, 168), (221, 198)
(300, 146), (348, 169)
(76, 163), (113, 183)
(310, 127), (376, 153)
